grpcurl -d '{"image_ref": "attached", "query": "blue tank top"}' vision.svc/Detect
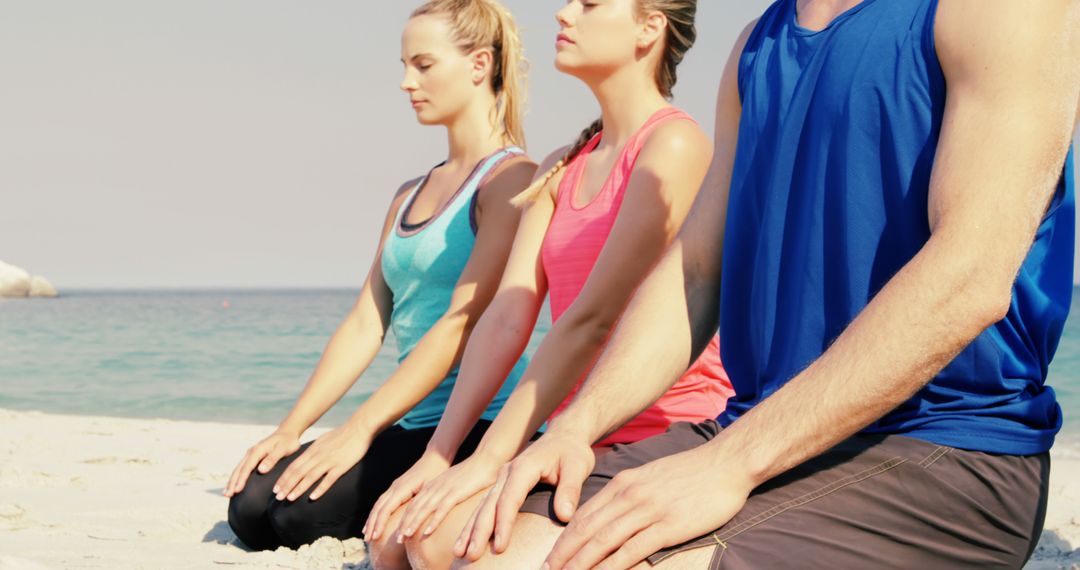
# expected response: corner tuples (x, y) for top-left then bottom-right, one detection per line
(718, 0), (1074, 455)
(381, 147), (529, 429)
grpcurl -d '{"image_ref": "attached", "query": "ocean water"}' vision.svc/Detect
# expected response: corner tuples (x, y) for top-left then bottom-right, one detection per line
(0, 289), (549, 429)
(1, 288), (1078, 439)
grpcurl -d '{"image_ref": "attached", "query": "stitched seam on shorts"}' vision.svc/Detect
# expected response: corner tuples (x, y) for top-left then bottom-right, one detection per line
(709, 538), (727, 570)
(647, 535), (724, 565)
(918, 445), (951, 468)
(715, 456), (908, 542)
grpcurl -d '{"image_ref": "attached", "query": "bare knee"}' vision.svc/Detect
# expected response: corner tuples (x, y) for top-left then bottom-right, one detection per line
(405, 524), (460, 570)
(367, 503), (411, 570)
(450, 514), (563, 570)
(405, 493), (490, 570)
(368, 534), (410, 570)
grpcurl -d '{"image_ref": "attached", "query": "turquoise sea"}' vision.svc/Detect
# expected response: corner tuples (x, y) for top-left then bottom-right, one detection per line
(0, 289), (550, 428)
(1, 288), (1078, 438)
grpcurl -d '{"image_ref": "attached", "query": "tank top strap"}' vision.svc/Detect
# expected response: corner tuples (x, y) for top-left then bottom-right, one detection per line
(393, 167), (436, 228)
(464, 146), (525, 232)
(451, 146), (526, 208)
(474, 146), (526, 187)
(554, 108), (695, 208)
(620, 107), (696, 168)
(555, 133), (602, 206)
(396, 147), (525, 234)
(606, 107), (697, 206)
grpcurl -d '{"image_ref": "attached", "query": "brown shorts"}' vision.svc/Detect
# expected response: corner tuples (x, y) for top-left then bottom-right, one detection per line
(520, 420), (1050, 569)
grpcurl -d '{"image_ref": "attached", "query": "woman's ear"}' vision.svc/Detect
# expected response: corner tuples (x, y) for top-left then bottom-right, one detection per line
(470, 47), (495, 86)
(637, 11), (668, 50)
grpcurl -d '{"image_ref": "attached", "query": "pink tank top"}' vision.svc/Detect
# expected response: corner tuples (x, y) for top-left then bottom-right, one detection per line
(540, 107), (734, 447)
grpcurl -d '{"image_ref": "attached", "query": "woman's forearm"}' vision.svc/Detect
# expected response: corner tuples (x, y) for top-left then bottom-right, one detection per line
(343, 301), (513, 438)
(471, 310), (613, 463)
(277, 312), (386, 437)
(423, 297), (540, 461)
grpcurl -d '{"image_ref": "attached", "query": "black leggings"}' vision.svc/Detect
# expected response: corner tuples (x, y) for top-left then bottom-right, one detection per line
(227, 420), (494, 551)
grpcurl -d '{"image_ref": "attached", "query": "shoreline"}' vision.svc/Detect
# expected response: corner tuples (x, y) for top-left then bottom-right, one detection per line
(0, 408), (1077, 569)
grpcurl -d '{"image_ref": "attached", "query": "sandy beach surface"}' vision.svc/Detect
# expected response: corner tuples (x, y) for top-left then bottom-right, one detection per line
(0, 408), (1077, 570)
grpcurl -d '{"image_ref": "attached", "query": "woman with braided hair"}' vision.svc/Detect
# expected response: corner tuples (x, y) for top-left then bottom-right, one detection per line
(222, 0), (538, 553)
(362, 1), (732, 568)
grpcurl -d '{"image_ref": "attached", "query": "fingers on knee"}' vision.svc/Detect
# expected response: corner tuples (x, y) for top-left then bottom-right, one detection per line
(404, 532), (448, 570)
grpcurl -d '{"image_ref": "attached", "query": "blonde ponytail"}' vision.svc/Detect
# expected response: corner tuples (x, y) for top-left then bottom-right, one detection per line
(411, 0), (528, 147)
(491, 4), (527, 148)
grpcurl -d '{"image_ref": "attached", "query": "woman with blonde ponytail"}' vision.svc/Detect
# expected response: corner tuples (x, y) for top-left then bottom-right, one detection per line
(363, 1), (733, 568)
(223, 0), (538, 557)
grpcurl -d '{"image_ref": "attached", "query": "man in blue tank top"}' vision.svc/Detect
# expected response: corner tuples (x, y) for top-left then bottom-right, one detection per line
(453, 1), (1080, 569)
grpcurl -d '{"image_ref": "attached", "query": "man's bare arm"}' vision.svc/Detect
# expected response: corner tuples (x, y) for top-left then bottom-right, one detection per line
(704, 0), (1080, 488)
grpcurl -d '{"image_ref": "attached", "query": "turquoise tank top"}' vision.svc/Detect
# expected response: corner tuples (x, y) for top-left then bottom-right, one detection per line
(381, 147), (529, 429)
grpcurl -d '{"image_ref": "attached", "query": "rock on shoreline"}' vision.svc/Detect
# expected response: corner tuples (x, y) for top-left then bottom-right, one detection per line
(0, 261), (58, 298)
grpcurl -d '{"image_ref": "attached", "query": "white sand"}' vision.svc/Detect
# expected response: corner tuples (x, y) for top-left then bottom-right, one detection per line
(0, 408), (1077, 569)
(0, 409), (364, 570)
(1030, 436), (1080, 570)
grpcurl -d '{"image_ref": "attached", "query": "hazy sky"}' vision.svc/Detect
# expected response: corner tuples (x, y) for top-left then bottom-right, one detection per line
(1, 1), (1077, 288)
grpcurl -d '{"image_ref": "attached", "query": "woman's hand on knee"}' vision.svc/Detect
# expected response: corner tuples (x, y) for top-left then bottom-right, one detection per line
(364, 450), (452, 543)
(224, 430), (301, 497)
(397, 453), (504, 544)
(273, 424), (373, 502)
(454, 431), (596, 560)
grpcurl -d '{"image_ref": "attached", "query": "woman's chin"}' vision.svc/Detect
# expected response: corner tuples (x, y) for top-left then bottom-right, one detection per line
(553, 56), (588, 79)
(554, 55), (575, 74)
(413, 111), (442, 126)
